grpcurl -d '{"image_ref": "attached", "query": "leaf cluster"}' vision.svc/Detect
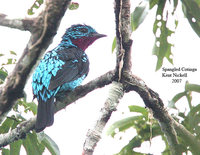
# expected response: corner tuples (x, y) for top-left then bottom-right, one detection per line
(107, 105), (169, 155)
(112, 0), (200, 71)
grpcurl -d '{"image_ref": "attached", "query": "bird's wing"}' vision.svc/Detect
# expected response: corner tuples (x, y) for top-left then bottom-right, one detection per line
(48, 47), (89, 90)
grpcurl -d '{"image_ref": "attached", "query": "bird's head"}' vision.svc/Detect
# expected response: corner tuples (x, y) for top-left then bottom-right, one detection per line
(62, 24), (106, 51)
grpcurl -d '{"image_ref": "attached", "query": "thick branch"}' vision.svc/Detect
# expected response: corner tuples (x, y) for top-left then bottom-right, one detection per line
(123, 73), (181, 155)
(82, 82), (124, 155)
(0, 71), (114, 147)
(115, 0), (132, 80)
(0, 0), (72, 121)
(0, 13), (34, 32)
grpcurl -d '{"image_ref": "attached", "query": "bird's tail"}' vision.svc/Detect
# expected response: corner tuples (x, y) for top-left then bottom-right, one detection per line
(35, 97), (55, 132)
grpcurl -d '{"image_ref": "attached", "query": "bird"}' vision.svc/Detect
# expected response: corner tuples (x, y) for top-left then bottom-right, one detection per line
(32, 24), (106, 132)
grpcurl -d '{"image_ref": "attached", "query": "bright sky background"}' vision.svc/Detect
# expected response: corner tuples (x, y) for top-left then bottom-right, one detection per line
(0, 0), (200, 155)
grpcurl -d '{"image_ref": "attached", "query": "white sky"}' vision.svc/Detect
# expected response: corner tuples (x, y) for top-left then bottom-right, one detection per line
(0, 0), (200, 155)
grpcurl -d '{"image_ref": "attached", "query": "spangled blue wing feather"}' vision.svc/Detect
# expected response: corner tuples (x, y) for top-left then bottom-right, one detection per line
(48, 47), (89, 90)
(32, 50), (64, 101)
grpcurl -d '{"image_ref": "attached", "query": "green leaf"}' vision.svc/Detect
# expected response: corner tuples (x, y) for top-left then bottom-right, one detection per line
(187, 104), (200, 130)
(2, 148), (10, 155)
(182, 0), (200, 37)
(149, 0), (159, 9)
(168, 91), (187, 108)
(112, 37), (116, 53)
(0, 117), (14, 133)
(10, 140), (22, 155)
(131, 1), (149, 31)
(41, 133), (60, 155)
(115, 136), (142, 155)
(185, 83), (200, 93)
(28, 9), (34, 15)
(27, 0), (44, 15)
(0, 69), (8, 81)
(128, 105), (148, 118)
(17, 97), (37, 115)
(24, 102), (37, 115)
(69, 2), (79, 10)
(10, 51), (17, 56)
(107, 116), (144, 137)
(173, 0), (179, 14)
(11, 117), (21, 129)
(152, 0), (174, 70)
(7, 58), (13, 64)
(23, 132), (45, 155)
(115, 124), (162, 155)
(0, 53), (4, 57)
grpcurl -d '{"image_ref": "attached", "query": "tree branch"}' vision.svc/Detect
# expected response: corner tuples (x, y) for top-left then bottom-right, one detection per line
(115, 0), (132, 80)
(0, 13), (34, 32)
(0, 0), (72, 122)
(82, 82), (124, 155)
(55, 70), (115, 112)
(123, 73), (181, 155)
(0, 70), (114, 147)
(0, 118), (36, 147)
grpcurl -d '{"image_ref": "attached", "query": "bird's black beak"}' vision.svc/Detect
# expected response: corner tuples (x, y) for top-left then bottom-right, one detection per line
(91, 33), (107, 39)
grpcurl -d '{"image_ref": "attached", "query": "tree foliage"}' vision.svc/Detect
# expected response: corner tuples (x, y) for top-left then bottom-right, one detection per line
(108, 0), (200, 154)
(0, 0), (200, 155)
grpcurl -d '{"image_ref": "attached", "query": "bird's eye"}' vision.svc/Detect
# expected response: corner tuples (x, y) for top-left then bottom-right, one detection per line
(80, 28), (88, 33)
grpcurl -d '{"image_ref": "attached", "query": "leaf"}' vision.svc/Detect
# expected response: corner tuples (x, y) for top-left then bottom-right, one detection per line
(23, 132), (45, 155)
(152, 0), (174, 70)
(0, 69), (8, 81)
(41, 133), (60, 155)
(107, 116), (144, 137)
(69, 2), (79, 10)
(10, 140), (22, 155)
(27, 0), (44, 15)
(0, 117), (14, 133)
(187, 104), (200, 131)
(115, 124), (162, 155)
(7, 58), (13, 64)
(23, 102), (37, 115)
(17, 97), (37, 115)
(10, 51), (17, 56)
(115, 136), (143, 155)
(131, 1), (149, 31)
(168, 91), (187, 108)
(185, 83), (200, 93)
(172, 0), (179, 14)
(128, 105), (148, 118)
(28, 9), (34, 15)
(149, 0), (159, 9)
(2, 148), (10, 155)
(182, 0), (200, 37)
(112, 37), (116, 53)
